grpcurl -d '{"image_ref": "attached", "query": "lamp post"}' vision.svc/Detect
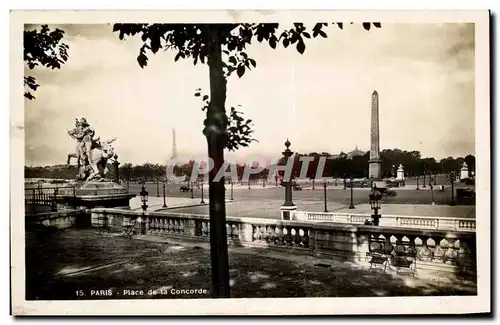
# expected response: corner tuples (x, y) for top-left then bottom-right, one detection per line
(422, 171), (426, 188)
(190, 181), (194, 199)
(200, 180), (205, 204)
(348, 157), (355, 209)
(162, 182), (167, 208)
(450, 171), (456, 206)
(312, 178), (315, 190)
(140, 183), (149, 234)
(416, 174), (420, 190)
(140, 183), (149, 211)
(369, 185), (383, 226)
(321, 179), (327, 212)
(248, 179), (251, 189)
(282, 139), (295, 209)
(113, 157), (120, 184)
(349, 176), (355, 209)
(230, 181), (234, 201)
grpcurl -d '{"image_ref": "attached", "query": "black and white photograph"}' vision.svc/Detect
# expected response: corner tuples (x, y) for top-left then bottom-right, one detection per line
(10, 10), (490, 315)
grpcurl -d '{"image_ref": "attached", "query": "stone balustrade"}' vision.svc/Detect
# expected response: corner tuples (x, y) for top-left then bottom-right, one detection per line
(294, 211), (476, 232)
(91, 208), (476, 275)
(26, 208), (89, 230)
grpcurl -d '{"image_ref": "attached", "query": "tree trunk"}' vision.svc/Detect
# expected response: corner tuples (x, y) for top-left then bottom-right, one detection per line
(205, 26), (230, 298)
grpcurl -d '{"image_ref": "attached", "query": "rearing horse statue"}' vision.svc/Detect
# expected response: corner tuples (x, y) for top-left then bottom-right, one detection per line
(67, 137), (117, 182)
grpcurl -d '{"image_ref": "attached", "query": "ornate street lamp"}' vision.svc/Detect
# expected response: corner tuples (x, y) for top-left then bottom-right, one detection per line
(450, 171), (456, 206)
(349, 176), (355, 209)
(348, 157), (355, 209)
(162, 182), (167, 208)
(281, 139), (295, 209)
(416, 174), (420, 190)
(369, 185), (383, 226)
(230, 181), (234, 201)
(190, 181), (194, 199)
(140, 183), (149, 211)
(323, 179), (328, 212)
(200, 179), (205, 204)
(422, 171), (427, 188)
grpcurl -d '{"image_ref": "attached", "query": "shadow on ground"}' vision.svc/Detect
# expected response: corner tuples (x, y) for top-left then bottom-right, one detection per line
(25, 229), (477, 300)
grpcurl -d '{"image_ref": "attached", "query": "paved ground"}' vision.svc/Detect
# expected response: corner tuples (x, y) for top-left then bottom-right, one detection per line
(25, 229), (477, 300)
(129, 196), (211, 212)
(163, 200), (475, 220)
(128, 180), (469, 207)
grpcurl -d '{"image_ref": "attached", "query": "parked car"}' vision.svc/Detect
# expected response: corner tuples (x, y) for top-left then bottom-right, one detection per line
(180, 186), (192, 192)
(292, 184), (302, 191)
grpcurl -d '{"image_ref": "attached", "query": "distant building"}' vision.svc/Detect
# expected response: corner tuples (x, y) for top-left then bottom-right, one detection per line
(347, 145), (366, 159)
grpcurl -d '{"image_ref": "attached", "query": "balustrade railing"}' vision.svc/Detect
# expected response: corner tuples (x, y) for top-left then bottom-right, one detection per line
(299, 211), (475, 232)
(91, 208), (477, 275)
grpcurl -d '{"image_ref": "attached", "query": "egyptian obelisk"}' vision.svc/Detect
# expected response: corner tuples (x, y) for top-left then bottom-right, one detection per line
(171, 128), (178, 160)
(368, 90), (382, 179)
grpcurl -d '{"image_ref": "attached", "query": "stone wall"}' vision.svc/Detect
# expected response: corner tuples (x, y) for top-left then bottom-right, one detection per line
(91, 208), (477, 275)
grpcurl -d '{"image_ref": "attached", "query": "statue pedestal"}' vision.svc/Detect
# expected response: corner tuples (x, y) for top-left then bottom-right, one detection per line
(280, 205), (297, 221)
(57, 181), (136, 210)
(460, 163), (469, 180)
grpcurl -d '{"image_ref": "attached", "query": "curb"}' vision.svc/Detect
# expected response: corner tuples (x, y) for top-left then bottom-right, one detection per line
(154, 200), (234, 212)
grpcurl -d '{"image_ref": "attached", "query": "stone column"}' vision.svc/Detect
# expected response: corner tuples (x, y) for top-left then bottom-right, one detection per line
(368, 90), (382, 179)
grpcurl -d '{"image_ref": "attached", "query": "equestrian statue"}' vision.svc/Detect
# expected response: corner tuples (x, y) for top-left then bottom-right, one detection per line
(67, 117), (118, 182)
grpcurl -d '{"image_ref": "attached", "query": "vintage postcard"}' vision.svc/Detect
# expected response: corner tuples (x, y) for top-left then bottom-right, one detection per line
(10, 10), (490, 315)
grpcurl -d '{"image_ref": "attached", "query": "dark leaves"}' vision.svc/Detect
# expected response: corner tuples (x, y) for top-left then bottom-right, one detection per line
(137, 53), (148, 68)
(24, 92), (36, 100)
(336, 22), (344, 30)
(248, 58), (256, 68)
(194, 88), (257, 151)
(24, 24), (69, 98)
(296, 40), (306, 54)
(23, 76), (40, 100)
(226, 106), (257, 151)
(362, 22), (371, 31)
(283, 37), (290, 48)
(269, 35), (278, 49)
(236, 65), (245, 78)
(373, 22), (382, 28)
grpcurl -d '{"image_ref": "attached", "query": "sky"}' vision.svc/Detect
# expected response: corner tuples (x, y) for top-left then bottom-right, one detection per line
(24, 22), (475, 166)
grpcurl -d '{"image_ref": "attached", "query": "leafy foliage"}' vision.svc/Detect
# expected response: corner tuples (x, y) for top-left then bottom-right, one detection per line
(24, 24), (69, 99)
(194, 88), (257, 151)
(113, 22), (381, 150)
(113, 22), (380, 78)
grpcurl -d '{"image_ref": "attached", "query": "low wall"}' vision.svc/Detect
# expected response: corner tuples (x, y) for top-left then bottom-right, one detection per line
(294, 211), (476, 232)
(26, 208), (90, 230)
(91, 208), (476, 275)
